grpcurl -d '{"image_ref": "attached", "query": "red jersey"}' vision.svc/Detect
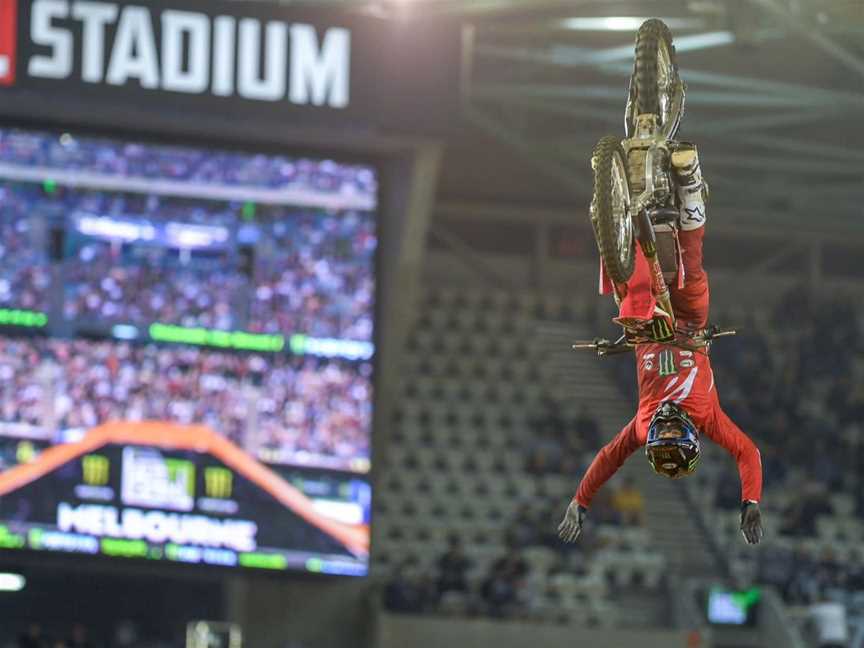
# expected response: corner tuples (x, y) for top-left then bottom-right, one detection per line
(574, 227), (762, 508)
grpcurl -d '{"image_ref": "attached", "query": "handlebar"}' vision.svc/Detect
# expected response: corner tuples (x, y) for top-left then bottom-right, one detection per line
(572, 325), (737, 357)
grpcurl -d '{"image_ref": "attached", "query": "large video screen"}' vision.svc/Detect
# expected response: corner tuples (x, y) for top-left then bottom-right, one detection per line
(0, 127), (376, 575)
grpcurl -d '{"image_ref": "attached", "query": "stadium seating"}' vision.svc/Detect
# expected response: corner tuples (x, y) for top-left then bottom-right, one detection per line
(379, 283), (864, 638)
(376, 285), (667, 626)
(684, 294), (864, 640)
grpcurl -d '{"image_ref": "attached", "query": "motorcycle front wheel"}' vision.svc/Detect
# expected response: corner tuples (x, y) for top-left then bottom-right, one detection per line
(590, 135), (634, 284)
(634, 19), (679, 134)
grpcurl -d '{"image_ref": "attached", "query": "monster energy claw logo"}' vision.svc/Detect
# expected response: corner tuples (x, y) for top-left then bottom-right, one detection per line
(82, 454), (110, 485)
(658, 349), (677, 376)
(651, 317), (674, 342)
(205, 467), (233, 499)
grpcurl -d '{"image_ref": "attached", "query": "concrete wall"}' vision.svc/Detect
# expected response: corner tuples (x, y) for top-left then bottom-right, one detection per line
(225, 575), (376, 648)
(377, 613), (694, 648)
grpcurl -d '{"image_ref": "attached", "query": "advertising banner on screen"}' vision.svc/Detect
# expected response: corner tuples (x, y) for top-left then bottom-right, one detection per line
(0, 423), (370, 575)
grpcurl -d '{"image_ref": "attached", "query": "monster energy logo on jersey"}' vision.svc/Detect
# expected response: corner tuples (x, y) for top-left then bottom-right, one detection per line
(658, 349), (677, 376)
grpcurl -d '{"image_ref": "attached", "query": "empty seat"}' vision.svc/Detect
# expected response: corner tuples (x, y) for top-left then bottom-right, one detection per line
(523, 546), (558, 575)
(831, 493), (855, 517)
(816, 516), (841, 541)
(836, 516), (864, 541)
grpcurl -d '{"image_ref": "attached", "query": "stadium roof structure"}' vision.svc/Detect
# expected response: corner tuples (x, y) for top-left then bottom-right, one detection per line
(238, 0), (864, 252)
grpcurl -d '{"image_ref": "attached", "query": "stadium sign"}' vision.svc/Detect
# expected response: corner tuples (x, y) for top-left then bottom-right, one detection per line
(6, 0), (349, 107)
(23, 1), (350, 107)
(0, 0), (461, 137)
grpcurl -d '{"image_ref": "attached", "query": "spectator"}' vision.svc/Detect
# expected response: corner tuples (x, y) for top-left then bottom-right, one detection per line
(713, 467), (741, 510)
(574, 406), (601, 448)
(507, 503), (541, 548)
(846, 549), (864, 591)
(436, 535), (471, 596)
(17, 625), (44, 648)
(66, 625), (90, 648)
(525, 430), (562, 475)
(808, 597), (849, 648)
(611, 477), (645, 526)
(590, 487), (622, 526)
(779, 483), (833, 538)
(385, 558), (434, 614)
(481, 548), (528, 619)
(786, 549), (821, 604)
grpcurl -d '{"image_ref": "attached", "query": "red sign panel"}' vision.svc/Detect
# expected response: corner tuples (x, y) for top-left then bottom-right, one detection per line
(0, 0), (16, 86)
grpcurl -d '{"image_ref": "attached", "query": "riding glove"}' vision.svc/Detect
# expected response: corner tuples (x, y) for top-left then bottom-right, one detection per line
(740, 501), (763, 545)
(558, 501), (588, 543)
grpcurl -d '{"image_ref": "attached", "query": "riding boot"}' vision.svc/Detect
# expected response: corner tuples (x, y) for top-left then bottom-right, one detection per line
(672, 144), (707, 231)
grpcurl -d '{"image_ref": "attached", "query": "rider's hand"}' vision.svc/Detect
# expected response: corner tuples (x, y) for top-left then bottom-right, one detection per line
(740, 501), (763, 545)
(558, 501), (588, 543)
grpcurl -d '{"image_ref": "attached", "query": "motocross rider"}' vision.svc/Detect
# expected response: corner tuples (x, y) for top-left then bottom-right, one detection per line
(558, 132), (764, 546)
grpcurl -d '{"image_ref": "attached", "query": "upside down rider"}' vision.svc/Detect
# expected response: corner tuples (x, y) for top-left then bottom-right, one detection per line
(557, 143), (764, 546)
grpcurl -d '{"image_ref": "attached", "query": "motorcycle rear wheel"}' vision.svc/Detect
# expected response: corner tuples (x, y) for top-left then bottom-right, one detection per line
(590, 135), (634, 284)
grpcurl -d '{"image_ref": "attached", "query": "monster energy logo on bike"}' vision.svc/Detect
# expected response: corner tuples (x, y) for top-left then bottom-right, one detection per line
(651, 317), (674, 342)
(658, 349), (677, 376)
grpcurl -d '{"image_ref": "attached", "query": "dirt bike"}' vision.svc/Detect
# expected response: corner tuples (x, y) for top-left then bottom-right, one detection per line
(589, 19), (687, 332)
(577, 19), (733, 356)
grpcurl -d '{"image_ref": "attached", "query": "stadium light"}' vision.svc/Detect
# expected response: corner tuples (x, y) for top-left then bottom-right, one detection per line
(560, 17), (706, 31)
(0, 573), (26, 592)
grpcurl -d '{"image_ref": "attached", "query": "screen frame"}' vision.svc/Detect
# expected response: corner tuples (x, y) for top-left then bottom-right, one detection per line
(0, 116), (388, 580)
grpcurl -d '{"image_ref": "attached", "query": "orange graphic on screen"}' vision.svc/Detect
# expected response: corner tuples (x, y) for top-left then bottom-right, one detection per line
(0, 421), (369, 557)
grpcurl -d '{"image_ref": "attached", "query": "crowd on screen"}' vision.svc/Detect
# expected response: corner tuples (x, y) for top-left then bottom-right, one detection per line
(0, 337), (371, 470)
(0, 183), (376, 340)
(247, 209), (376, 341)
(0, 193), (51, 313)
(63, 238), (242, 331)
(0, 128), (377, 197)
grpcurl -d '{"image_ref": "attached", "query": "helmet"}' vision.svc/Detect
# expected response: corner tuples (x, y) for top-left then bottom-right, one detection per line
(646, 401), (700, 479)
